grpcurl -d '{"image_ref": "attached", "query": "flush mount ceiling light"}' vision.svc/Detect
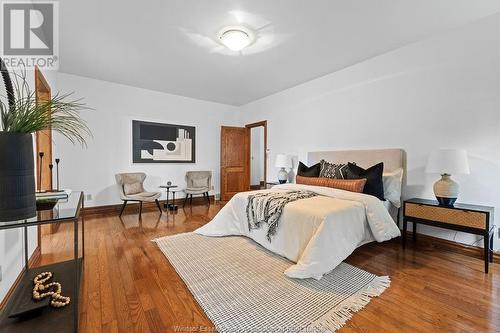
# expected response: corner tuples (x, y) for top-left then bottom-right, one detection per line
(218, 26), (255, 51)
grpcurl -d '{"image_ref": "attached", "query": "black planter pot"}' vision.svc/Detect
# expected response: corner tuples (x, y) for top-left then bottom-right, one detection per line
(0, 132), (36, 221)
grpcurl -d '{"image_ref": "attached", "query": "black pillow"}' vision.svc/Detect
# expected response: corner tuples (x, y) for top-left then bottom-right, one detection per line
(345, 162), (385, 200)
(297, 162), (321, 177)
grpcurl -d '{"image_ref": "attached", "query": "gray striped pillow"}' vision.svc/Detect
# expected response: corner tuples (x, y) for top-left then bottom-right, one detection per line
(319, 160), (352, 179)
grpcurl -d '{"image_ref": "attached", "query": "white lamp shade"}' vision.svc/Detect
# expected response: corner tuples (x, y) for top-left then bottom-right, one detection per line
(275, 154), (292, 168)
(426, 149), (470, 175)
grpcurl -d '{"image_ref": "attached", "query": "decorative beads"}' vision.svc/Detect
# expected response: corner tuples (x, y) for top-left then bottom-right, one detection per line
(32, 271), (71, 308)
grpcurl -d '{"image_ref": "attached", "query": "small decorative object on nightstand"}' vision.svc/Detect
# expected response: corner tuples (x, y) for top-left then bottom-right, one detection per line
(403, 198), (494, 273)
(275, 154), (292, 184)
(426, 149), (470, 206)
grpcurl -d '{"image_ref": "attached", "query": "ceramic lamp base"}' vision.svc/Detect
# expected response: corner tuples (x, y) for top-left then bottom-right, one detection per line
(277, 168), (288, 184)
(433, 174), (459, 207)
(436, 196), (457, 206)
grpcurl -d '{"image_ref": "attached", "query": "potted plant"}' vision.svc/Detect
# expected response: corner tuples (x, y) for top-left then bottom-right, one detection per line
(0, 60), (91, 222)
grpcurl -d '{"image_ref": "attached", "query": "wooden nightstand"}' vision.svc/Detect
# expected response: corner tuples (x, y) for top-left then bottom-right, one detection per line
(403, 198), (495, 273)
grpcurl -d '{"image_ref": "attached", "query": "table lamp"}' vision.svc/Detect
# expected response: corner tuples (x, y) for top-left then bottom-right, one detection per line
(426, 149), (470, 206)
(275, 154), (292, 184)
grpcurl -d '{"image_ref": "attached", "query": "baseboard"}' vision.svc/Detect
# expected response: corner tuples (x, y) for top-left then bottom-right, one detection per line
(402, 231), (500, 261)
(84, 196), (215, 217)
(0, 245), (40, 311)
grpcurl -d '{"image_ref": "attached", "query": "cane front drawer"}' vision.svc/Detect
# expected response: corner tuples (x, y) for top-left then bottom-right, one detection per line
(405, 202), (487, 230)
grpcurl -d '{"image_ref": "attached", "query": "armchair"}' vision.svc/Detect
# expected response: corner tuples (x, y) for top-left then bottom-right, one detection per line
(115, 172), (162, 219)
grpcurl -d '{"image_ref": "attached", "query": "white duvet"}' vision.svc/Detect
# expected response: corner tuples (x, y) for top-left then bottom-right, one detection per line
(195, 184), (400, 280)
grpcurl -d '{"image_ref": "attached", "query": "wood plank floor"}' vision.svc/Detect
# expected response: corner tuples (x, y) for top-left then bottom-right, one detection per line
(39, 203), (500, 333)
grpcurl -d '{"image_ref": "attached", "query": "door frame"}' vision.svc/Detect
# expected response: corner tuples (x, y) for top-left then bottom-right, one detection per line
(34, 66), (53, 249)
(245, 120), (267, 188)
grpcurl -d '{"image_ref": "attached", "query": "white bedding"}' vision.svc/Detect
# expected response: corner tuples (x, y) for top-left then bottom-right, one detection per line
(195, 183), (400, 279)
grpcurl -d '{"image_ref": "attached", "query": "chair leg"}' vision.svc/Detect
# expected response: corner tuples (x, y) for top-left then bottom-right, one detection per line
(190, 194), (193, 205)
(155, 199), (162, 214)
(119, 200), (127, 216)
(139, 201), (143, 220)
(205, 192), (210, 205)
(183, 193), (189, 207)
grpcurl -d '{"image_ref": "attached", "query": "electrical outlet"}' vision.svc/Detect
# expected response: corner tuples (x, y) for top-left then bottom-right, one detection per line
(85, 194), (92, 201)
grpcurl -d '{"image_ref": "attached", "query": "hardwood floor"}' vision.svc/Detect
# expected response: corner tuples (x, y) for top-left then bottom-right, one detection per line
(38, 203), (500, 333)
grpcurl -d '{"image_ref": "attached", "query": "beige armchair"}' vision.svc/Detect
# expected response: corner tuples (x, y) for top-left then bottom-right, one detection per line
(183, 171), (212, 207)
(115, 172), (162, 219)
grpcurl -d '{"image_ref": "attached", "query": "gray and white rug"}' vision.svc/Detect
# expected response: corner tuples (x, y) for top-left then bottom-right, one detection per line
(154, 233), (390, 333)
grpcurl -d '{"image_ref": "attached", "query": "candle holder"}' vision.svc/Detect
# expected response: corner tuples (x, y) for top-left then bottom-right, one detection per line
(38, 152), (44, 193)
(55, 158), (61, 192)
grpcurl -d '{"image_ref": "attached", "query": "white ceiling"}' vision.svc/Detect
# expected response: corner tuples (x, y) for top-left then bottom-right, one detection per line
(59, 0), (500, 106)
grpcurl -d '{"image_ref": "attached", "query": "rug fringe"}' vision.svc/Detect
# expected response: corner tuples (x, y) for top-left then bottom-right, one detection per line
(305, 276), (391, 332)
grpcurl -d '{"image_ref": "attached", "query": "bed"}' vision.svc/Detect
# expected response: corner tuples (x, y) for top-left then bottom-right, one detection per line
(195, 149), (406, 280)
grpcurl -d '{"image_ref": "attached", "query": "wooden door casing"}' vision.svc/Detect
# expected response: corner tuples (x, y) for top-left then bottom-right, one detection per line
(35, 66), (52, 191)
(245, 121), (267, 190)
(34, 67), (58, 237)
(220, 126), (250, 201)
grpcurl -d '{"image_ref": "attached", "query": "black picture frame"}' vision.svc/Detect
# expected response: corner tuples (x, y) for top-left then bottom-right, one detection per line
(132, 120), (196, 163)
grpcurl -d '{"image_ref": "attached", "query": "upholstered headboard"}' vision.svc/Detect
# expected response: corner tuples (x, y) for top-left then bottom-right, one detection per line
(308, 148), (406, 173)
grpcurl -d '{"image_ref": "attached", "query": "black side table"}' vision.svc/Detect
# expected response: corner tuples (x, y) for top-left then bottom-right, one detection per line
(169, 189), (179, 211)
(403, 198), (495, 273)
(0, 192), (85, 332)
(159, 185), (178, 210)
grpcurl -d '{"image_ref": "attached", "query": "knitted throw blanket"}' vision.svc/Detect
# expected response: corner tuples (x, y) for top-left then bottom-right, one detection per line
(246, 190), (318, 242)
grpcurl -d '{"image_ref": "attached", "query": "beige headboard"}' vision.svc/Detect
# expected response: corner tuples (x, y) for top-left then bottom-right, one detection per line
(308, 148), (406, 173)
(307, 148), (407, 223)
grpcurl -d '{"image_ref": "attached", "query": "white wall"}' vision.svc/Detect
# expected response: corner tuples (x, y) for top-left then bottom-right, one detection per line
(250, 126), (265, 186)
(52, 73), (238, 207)
(238, 14), (500, 250)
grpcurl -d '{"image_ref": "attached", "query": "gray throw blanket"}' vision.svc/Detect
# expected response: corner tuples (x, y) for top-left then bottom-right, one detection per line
(246, 190), (318, 242)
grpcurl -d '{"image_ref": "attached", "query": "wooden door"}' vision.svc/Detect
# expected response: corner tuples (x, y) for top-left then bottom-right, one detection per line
(220, 126), (250, 201)
(34, 68), (57, 238)
(35, 66), (52, 191)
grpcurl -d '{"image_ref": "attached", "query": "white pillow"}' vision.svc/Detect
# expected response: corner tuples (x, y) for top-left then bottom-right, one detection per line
(383, 168), (403, 208)
(124, 182), (144, 195)
(192, 178), (208, 188)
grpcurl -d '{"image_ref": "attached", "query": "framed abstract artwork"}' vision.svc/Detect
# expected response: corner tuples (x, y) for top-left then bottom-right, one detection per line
(132, 120), (196, 163)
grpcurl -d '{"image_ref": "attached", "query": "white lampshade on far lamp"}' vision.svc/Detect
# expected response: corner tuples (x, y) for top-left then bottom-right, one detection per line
(275, 154), (292, 184)
(426, 149), (470, 206)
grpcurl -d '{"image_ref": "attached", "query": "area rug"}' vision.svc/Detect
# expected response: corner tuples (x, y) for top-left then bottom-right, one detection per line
(154, 233), (390, 333)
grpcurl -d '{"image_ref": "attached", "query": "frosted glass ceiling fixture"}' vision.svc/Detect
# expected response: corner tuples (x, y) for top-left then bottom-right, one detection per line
(218, 26), (255, 51)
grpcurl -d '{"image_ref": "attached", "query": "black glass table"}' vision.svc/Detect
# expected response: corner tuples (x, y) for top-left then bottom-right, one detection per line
(159, 185), (178, 210)
(0, 191), (85, 333)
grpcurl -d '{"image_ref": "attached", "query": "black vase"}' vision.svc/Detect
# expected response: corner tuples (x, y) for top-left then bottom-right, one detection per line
(0, 132), (36, 221)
